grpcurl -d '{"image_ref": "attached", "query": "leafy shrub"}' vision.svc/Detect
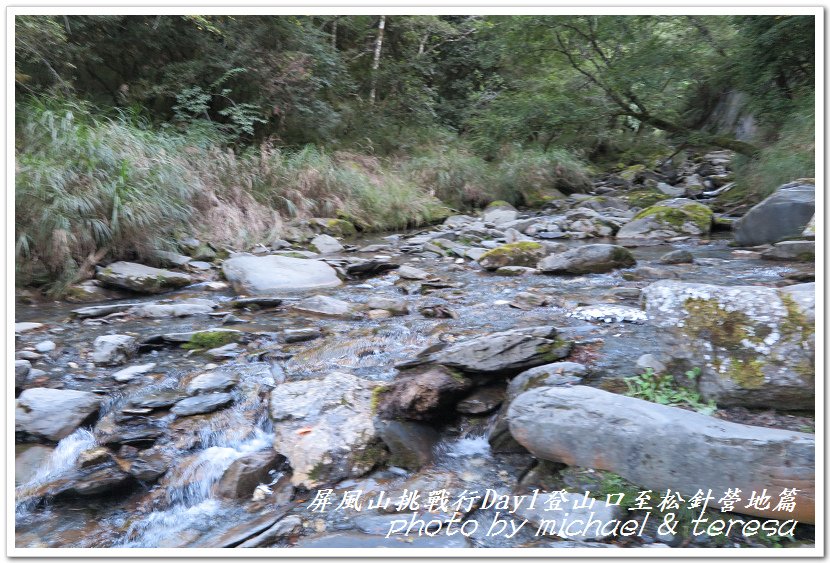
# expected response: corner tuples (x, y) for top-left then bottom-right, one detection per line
(624, 367), (716, 414)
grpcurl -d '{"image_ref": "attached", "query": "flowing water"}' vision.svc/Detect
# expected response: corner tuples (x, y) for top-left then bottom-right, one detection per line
(14, 233), (808, 549)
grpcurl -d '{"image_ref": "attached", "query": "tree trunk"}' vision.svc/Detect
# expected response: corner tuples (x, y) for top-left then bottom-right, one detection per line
(369, 15), (386, 105)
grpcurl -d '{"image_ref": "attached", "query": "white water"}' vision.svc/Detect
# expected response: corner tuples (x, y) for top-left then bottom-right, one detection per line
(15, 428), (98, 518)
(117, 416), (275, 548)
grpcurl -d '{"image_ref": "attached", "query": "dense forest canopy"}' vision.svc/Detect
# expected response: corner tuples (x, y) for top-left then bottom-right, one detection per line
(16, 15), (814, 151)
(14, 14), (816, 292)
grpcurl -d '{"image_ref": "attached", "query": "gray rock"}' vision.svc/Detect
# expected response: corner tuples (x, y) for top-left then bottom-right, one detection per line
(15, 322), (44, 334)
(129, 299), (216, 318)
(171, 393), (234, 416)
(215, 449), (281, 499)
(206, 343), (240, 359)
(16, 388), (102, 441)
(230, 297), (284, 309)
(733, 182), (815, 246)
(509, 291), (549, 310)
(35, 340), (56, 353)
(310, 234), (344, 254)
(803, 214), (815, 239)
(92, 334), (137, 366)
(397, 265), (432, 280)
(419, 326), (572, 377)
(186, 369), (240, 395)
(268, 372), (383, 488)
(222, 255), (341, 294)
(443, 214), (476, 228)
(376, 366), (473, 421)
(488, 362), (585, 453)
(112, 363), (157, 382)
(456, 385), (505, 414)
(482, 202), (518, 225)
(154, 250), (192, 268)
(538, 244), (635, 275)
(635, 354), (666, 374)
(365, 296), (409, 316)
(642, 280), (814, 409)
(96, 261), (193, 294)
(16, 444), (54, 485)
(656, 182), (685, 197)
(760, 240), (815, 261)
(508, 385), (815, 523)
(659, 249), (694, 264)
(291, 295), (355, 317)
(283, 328), (322, 343)
(15, 359), (31, 388)
(71, 303), (135, 319)
(129, 447), (174, 482)
(375, 419), (439, 470)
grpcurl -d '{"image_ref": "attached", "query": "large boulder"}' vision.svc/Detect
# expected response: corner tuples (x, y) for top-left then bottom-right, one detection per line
(537, 244), (635, 275)
(409, 326), (573, 378)
(16, 388), (102, 441)
(508, 385), (815, 523)
(488, 362), (586, 453)
(268, 372), (384, 488)
(92, 334), (137, 366)
(733, 182), (815, 246)
(376, 366), (473, 421)
(642, 281), (814, 409)
(616, 198), (713, 239)
(477, 242), (547, 271)
(96, 262), (193, 294)
(482, 201), (518, 225)
(222, 255), (341, 294)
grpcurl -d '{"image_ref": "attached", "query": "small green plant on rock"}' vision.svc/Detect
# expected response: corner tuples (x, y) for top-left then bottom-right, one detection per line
(625, 367), (716, 415)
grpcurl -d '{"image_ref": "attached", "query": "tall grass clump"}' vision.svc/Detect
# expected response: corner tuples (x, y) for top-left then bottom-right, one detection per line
(733, 98), (815, 200)
(402, 147), (492, 209)
(15, 99), (198, 291)
(226, 145), (449, 231)
(493, 146), (592, 206)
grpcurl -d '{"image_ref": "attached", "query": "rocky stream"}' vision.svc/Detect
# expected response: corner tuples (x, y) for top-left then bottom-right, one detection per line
(15, 151), (817, 550)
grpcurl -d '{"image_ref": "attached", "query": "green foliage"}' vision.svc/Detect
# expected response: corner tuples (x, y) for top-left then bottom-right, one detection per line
(15, 98), (197, 291)
(732, 96), (815, 199)
(625, 367), (717, 414)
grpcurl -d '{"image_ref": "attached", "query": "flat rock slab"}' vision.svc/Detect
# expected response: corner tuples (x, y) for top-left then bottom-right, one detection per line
(96, 261), (193, 294)
(171, 393), (234, 416)
(418, 326), (572, 377)
(222, 255), (341, 294)
(508, 385), (815, 523)
(16, 388), (102, 441)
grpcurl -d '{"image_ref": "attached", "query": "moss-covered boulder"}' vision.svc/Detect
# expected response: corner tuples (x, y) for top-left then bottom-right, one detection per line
(642, 280), (815, 409)
(621, 189), (670, 209)
(538, 244), (635, 275)
(308, 217), (358, 238)
(522, 187), (566, 208)
(618, 164), (645, 182)
(482, 200), (518, 225)
(477, 242), (547, 271)
(616, 198), (713, 240)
